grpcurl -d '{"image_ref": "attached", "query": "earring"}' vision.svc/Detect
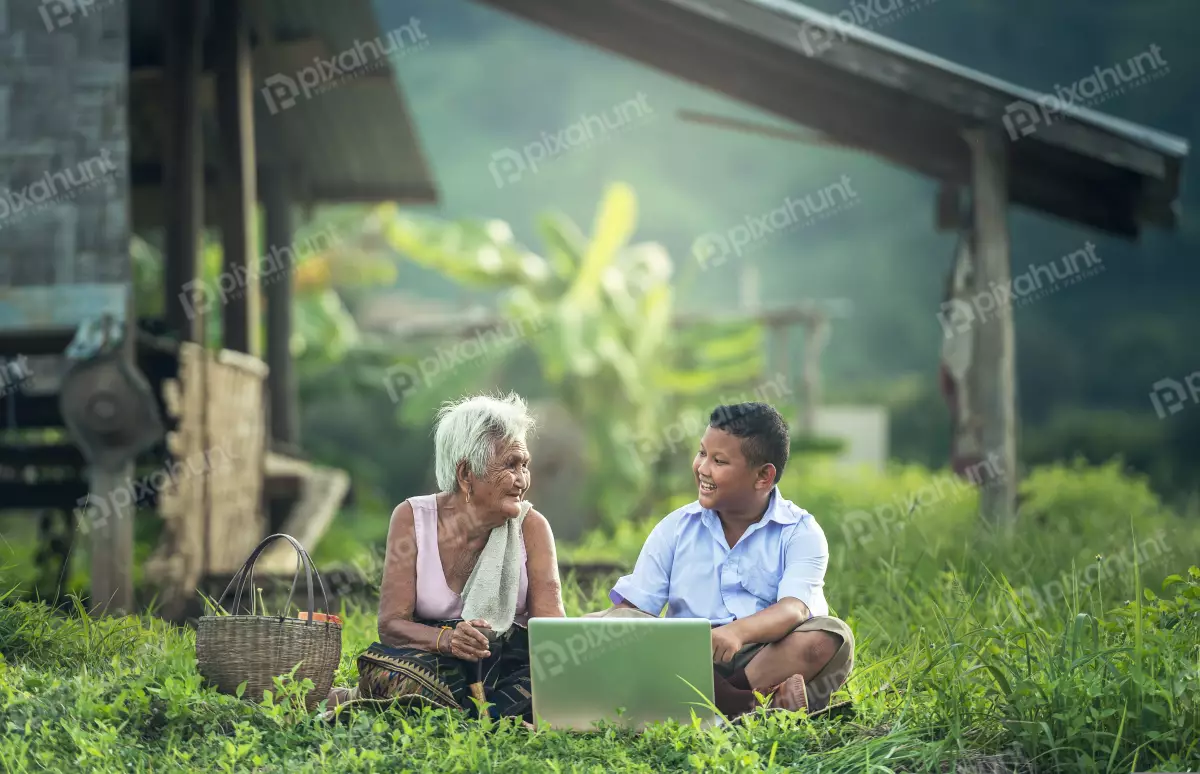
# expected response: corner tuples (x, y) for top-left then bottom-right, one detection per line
(466, 488), (472, 504)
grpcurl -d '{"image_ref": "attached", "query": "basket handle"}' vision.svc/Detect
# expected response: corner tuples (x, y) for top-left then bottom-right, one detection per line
(215, 533), (331, 624)
(220, 533), (314, 618)
(225, 533), (328, 622)
(231, 535), (315, 621)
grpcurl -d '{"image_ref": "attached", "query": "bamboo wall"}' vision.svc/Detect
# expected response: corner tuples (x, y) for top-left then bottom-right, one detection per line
(146, 343), (267, 617)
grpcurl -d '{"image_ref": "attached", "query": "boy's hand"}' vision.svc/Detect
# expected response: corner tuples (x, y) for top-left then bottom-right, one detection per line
(711, 624), (745, 664)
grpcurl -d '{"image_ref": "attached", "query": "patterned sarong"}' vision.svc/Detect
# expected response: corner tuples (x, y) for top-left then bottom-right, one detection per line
(356, 618), (533, 720)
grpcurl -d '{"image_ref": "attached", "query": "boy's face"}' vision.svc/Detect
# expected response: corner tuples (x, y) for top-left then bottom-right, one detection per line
(692, 426), (775, 512)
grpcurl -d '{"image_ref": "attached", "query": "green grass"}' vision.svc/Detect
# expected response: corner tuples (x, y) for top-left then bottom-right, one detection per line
(2, 460), (1198, 772)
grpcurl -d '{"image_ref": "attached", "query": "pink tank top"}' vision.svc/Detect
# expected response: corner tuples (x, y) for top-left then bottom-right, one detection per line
(410, 494), (530, 627)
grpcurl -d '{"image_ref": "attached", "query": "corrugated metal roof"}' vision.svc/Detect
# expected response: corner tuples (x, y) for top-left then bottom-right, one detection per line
(128, 0), (438, 208)
(253, 0), (438, 204)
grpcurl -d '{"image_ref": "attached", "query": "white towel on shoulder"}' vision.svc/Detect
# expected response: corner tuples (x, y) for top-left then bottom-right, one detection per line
(460, 500), (530, 635)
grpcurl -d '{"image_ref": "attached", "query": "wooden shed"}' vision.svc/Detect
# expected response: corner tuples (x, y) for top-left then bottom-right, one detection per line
(471, 0), (1189, 523)
(0, 0), (437, 617)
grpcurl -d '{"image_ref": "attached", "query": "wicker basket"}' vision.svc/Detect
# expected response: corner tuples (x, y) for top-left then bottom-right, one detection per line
(195, 533), (342, 711)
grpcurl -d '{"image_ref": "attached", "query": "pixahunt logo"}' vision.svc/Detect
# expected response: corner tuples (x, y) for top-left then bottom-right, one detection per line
(1003, 44), (1170, 141)
(180, 223), (343, 321)
(692, 176), (859, 268)
(382, 312), (549, 403)
(38, 0), (121, 32)
(487, 93), (654, 189)
(0, 150), (118, 228)
(73, 446), (237, 535)
(261, 18), (428, 115)
(796, 0), (940, 57)
(937, 242), (1103, 339)
(634, 374), (794, 464)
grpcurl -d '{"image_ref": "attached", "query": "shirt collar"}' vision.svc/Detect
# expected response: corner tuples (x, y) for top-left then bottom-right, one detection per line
(690, 486), (802, 525)
(762, 486), (802, 524)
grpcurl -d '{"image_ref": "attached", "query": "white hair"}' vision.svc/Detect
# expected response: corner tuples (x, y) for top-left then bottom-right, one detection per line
(433, 392), (536, 493)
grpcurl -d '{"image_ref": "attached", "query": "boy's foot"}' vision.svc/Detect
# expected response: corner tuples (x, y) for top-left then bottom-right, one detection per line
(767, 674), (808, 713)
(327, 686), (357, 708)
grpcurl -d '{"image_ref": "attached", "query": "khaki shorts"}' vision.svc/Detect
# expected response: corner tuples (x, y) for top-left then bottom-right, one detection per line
(583, 607), (855, 711)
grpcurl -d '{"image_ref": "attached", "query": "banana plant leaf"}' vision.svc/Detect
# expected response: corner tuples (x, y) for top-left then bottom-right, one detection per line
(535, 213), (589, 289)
(565, 183), (636, 309)
(343, 182), (778, 527)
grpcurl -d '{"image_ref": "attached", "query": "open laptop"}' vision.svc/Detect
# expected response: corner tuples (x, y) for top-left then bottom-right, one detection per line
(528, 617), (717, 731)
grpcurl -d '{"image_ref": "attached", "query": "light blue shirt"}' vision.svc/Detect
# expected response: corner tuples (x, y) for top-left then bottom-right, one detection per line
(610, 487), (830, 625)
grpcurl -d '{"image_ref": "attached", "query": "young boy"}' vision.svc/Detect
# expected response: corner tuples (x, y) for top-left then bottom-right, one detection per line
(594, 402), (854, 716)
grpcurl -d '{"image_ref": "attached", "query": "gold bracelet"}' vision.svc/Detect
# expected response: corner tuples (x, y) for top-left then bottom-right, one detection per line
(435, 626), (451, 653)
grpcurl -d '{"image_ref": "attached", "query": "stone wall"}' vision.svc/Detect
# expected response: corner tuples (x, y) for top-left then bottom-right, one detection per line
(0, 0), (129, 286)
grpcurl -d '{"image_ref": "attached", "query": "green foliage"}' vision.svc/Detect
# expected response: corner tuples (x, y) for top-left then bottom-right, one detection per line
(2, 461), (1198, 771)
(365, 185), (770, 526)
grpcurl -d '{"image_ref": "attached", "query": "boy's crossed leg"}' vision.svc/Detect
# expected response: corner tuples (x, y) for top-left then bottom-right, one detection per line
(584, 608), (854, 716)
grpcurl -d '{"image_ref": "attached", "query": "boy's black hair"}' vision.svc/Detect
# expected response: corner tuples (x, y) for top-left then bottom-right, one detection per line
(707, 402), (789, 483)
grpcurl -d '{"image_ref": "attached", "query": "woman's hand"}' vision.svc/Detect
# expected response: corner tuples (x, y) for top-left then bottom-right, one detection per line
(446, 619), (492, 661)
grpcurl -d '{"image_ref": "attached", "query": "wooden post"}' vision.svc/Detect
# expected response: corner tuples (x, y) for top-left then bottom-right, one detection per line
(214, 0), (260, 356)
(88, 296), (140, 617)
(262, 170), (298, 446)
(162, 0), (205, 343)
(800, 317), (829, 437)
(772, 322), (791, 423)
(964, 129), (1017, 524)
(740, 260), (761, 312)
(88, 465), (135, 615)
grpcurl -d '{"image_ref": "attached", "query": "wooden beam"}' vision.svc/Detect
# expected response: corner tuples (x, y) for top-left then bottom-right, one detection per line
(0, 444), (86, 467)
(162, 0), (206, 343)
(0, 331), (75, 357)
(0, 391), (64, 429)
(965, 129), (1017, 525)
(257, 457), (350, 574)
(0, 481), (90, 510)
(129, 39), (397, 84)
(130, 163), (437, 203)
(269, 183), (439, 204)
(261, 169), (298, 445)
(214, 0), (260, 356)
(378, 301), (853, 341)
(675, 109), (856, 150)
(0, 284), (130, 337)
(263, 474), (305, 500)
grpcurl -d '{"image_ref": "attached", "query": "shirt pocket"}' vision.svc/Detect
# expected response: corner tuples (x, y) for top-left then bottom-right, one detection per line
(740, 567), (780, 605)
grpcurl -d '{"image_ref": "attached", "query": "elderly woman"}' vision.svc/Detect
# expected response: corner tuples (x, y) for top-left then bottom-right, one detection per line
(329, 393), (565, 720)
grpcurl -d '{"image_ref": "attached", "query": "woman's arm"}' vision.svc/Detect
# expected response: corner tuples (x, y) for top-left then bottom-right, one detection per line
(376, 501), (456, 653)
(522, 508), (566, 618)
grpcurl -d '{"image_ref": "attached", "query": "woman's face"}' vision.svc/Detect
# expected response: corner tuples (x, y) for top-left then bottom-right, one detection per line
(466, 437), (531, 520)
